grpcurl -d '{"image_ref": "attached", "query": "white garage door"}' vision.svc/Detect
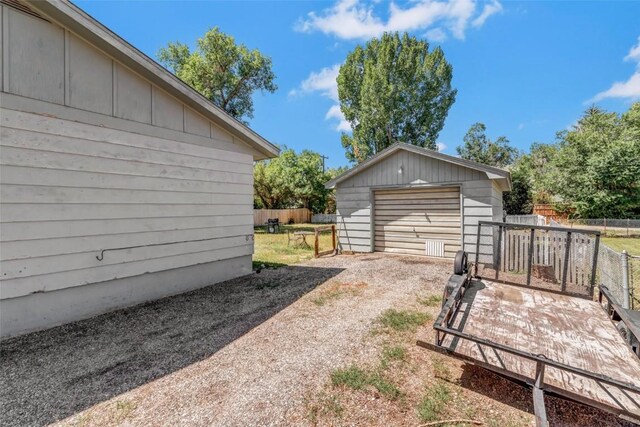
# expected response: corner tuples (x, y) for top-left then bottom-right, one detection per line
(374, 187), (461, 258)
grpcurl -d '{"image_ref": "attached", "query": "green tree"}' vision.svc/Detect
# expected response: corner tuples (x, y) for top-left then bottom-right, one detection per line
(158, 28), (277, 122)
(456, 123), (519, 167)
(546, 104), (640, 218)
(503, 161), (533, 215)
(502, 142), (558, 215)
(337, 32), (456, 163)
(253, 148), (335, 213)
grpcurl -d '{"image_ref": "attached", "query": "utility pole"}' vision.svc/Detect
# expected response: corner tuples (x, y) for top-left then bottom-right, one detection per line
(320, 155), (328, 173)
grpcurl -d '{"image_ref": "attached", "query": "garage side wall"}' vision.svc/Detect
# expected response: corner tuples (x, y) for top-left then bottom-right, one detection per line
(335, 150), (499, 262)
(0, 6), (257, 338)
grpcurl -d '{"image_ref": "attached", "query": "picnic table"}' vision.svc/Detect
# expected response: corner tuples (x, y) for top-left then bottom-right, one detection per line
(288, 230), (314, 248)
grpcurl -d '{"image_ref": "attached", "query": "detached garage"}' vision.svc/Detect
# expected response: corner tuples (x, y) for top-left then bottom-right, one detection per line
(326, 143), (511, 260)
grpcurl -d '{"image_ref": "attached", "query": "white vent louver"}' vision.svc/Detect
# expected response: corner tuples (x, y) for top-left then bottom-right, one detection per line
(425, 240), (445, 257)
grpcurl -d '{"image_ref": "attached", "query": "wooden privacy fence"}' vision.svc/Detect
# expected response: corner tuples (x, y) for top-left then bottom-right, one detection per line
(533, 204), (568, 223)
(498, 228), (597, 294)
(254, 208), (311, 225)
(476, 222), (601, 297)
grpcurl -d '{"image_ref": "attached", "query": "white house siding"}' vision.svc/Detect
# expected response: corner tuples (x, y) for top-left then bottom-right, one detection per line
(335, 149), (500, 263)
(0, 4), (262, 338)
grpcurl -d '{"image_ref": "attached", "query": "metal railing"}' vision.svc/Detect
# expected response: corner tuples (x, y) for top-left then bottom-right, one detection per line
(475, 221), (600, 299)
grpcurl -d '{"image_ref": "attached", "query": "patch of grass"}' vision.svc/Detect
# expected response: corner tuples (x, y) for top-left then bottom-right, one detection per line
(331, 365), (403, 401)
(253, 224), (335, 268)
(380, 345), (407, 369)
(378, 309), (432, 333)
(431, 357), (451, 381)
(331, 365), (370, 390)
(311, 281), (367, 306)
(306, 392), (344, 424)
(312, 288), (346, 306)
(602, 237), (640, 256)
(369, 371), (403, 400)
(418, 294), (443, 307)
(416, 381), (452, 422)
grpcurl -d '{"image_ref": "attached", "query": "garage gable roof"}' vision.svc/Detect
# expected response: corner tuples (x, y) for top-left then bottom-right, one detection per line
(25, 0), (279, 160)
(326, 142), (512, 190)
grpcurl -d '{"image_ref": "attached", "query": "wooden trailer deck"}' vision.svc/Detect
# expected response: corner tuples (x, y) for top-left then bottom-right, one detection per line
(418, 279), (640, 424)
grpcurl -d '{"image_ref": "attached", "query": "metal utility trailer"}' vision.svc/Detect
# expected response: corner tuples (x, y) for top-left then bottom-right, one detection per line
(418, 221), (640, 426)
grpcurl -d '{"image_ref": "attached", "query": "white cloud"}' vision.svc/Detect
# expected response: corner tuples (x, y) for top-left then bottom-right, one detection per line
(625, 36), (640, 63)
(296, 0), (502, 41)
(425, 28), (447, 42)
(299, 64), (341, 101)
(518, 123), (525, 130)
(436, 142), (447, 151)
(472, 0), (502, 28)
(326, 105), (352, 131)
(588, 36), (640, 103)
(589, 73), (640, 103)
(292, 65), (351, 132)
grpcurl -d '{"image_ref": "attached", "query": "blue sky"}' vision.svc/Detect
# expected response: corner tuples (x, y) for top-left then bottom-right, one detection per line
(78, 0), (640, 169)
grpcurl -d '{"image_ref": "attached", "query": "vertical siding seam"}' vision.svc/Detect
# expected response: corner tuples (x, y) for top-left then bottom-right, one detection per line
(2, 6), (9, 91)
(0, 5), (3, 93)
(146, 81), (152, 124)
(63, 29), (70, 106)
(151, 85), (156, 126)
(182, 104), (186, 132)
(111, 60), (117, 116)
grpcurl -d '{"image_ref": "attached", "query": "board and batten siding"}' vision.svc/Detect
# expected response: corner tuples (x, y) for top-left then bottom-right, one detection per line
(0, 4), (262, 338)
(0, 4), (247, 147)
(335, 149), (501, 262)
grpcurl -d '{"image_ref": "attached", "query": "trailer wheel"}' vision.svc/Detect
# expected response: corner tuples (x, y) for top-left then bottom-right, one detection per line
(453, 250), (468, 276)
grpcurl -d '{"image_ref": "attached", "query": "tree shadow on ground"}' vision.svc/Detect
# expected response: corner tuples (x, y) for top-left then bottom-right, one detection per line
(0, 265), (343, 427)
(458, 364), (634, 426)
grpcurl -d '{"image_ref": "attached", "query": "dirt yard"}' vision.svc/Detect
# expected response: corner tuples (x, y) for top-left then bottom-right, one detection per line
(0, 253), (631, 426)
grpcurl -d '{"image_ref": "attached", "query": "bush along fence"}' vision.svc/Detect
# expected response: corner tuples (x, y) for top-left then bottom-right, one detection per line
(253, 208), (311, 226)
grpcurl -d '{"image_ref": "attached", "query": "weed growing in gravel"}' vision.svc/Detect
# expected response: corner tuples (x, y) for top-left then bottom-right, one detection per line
(431, 357), (452, 380)
(378, 309), (432, 332)
(380, 345), (407, 369)
(417, 381), (452, 422)
(71, 414), (92, 427)
(418, 294), (442, 307)
(305, 392), (344, 424)
(368, 371), (403, 400)
(331, 365), (369, 390)
(311, 282), (367, 306)
(113, 399), (136, 423)
(331, 365), (403, 401)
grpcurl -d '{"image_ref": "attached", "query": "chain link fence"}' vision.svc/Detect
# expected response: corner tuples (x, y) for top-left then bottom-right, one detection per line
(598, 245), (637, 309)
(550, 219), (638, 309)
(629, 254), (640, 309)
(562, 218), (640, 237)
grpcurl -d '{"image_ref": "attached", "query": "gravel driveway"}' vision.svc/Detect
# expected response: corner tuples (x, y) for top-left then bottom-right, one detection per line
(1, 253), (629, 426)
(1, 254), (451, 426)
